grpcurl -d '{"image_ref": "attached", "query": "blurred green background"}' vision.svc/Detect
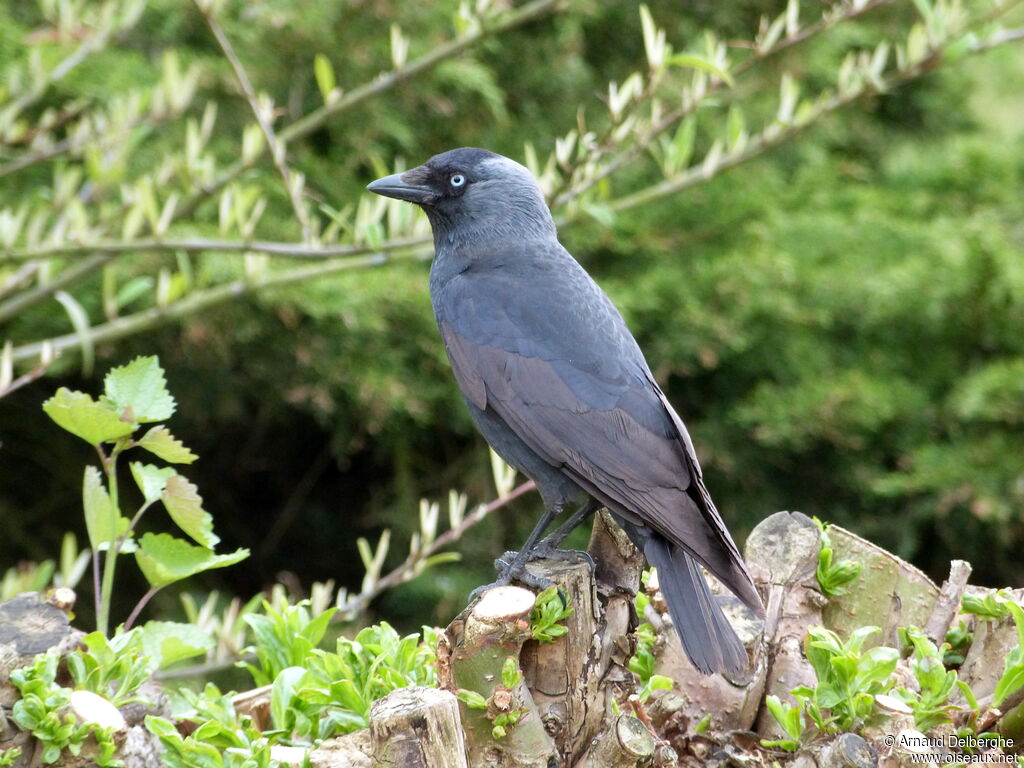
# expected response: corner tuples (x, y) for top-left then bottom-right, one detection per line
(1, 0), (1022, 632)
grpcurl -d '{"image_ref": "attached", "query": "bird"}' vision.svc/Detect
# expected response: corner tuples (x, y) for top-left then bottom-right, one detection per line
(367, 147), (764, 676)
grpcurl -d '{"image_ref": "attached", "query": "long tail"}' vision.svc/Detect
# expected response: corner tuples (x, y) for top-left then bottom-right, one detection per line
(644, 533), (749, 676)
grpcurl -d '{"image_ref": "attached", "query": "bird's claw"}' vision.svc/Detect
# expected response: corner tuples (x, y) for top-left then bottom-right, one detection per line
(530, 543), (596, 571)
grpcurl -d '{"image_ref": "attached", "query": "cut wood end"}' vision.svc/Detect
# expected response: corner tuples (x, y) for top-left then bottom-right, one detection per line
(875, 694), (913, 715)
(371, 685), (457, 720)
(615, 714), (655, 758)
(69, 690), (126, 732)
(269, 745), (309, 767)
(47, 587), (76, 613)
(472, 585), (536, 622)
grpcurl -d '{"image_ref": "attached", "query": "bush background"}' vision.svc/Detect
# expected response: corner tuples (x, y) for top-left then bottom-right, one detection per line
(1, 0), (1022, 631)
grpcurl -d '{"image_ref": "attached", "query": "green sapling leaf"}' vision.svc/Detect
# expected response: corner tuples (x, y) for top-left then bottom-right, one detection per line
(103, 356), (176, 423)
(130, 462), (176, 504)
(135, 532), (248, 588)
(137, 426), (197, 464)
(139, 621), (214, 669)
(82, 467), (132, 550)
(43, 388), (135, 445)
(161, 475), (218, 548)
(501, 657), (521, 689)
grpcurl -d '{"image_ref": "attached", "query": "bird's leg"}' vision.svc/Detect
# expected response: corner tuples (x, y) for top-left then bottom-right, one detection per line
(535, 498), (603, 553)
(468, 505), (561, 602)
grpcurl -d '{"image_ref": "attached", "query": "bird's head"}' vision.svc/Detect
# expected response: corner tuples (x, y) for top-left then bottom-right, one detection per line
(366, 147), (556, 245)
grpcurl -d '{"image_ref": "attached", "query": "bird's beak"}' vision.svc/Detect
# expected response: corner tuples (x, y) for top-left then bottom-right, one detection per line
(366, 170), (434, 204)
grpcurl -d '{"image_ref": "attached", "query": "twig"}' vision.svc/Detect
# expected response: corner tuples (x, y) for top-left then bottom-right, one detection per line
(924, 559), (972, 645)
(1, 234), (430, 263)
(592, 28), (1024, 218)
(123, 586), (160, 631)
(0, 107), (187, 179)
(335, 479), (537, 617)
(174, 0), (562, 223)
(552, 0), (899, 209)
(158, 479), (538, 681)
(1, 28), (109, 128)
(0, 254), (111, 325)
(0, 353), (57, 400)
(193, 0), (312, 240)
(0, 0), (562, 322)
(8, 248), (431, 362)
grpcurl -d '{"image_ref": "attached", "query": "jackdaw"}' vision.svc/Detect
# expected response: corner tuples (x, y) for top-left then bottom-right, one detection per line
(367, 147), (764, 676)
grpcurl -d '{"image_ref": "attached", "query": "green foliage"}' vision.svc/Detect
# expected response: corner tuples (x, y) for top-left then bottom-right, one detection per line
(9, 652), (121, 767)
(896, 627), (960, 731)
(241, 603), (438, 740)
(66, 630), (155, 707)
(944, 620), (973, 666)
(993, 601), (1024, 708)
(456, 657), (525, 740)
(40, 355), (248, 634)
(961, 590), (1012, 619)
(529, 585), (573, 643)
(0, 0), (1021, 618)
(240, 600), (337, 687)
(289, 622), (438, 738)
(626, 580), (677, 703)
(0, 748), (23, 767)
(146, 685), (279, 768)
(792, 626), (898, 733)
(761, 694), (805, 752)
(501, 656), (522, 689)
(813, 518), (862, 597)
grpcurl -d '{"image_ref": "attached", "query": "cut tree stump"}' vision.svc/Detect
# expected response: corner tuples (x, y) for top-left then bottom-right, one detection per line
(821, 525), (939, 647)
(370, 687), (467, 768)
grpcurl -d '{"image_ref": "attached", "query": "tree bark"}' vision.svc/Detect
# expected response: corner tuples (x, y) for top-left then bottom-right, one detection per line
(370, 687), (467, 768)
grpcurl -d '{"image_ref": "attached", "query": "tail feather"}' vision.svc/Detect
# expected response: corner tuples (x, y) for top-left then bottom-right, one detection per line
(645, 534), (748, 676)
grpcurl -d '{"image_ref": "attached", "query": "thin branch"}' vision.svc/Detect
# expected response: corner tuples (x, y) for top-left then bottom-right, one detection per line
(0, 262), (41, 299)
(123, 585), (160, 631)
(0, 254), (111, 325)
(0, 0), (561, 321)
(337, 480), (537, 618)
(8, 247), (432, 363)
(975, 25), (1024, 49)
(594, 26), (1024, 218)
(157, 479), (538, 681)
(552, 0), (898, 209)
(0, 107), (186, 179)
(1, 234), (431, 263)
(193, 0), (312, 240)
(174, 0), (562, 222)
(0, 353), (57, 400)
(1, 30), (109, 128)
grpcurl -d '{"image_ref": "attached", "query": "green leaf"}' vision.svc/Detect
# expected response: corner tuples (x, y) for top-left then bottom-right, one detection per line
(83, 467), (131, 550)
(271, 666), (307, 730)
(135, 533), (248, 588)
(501, 657), (521, 689)
(456, 689), (487, 709)
(666, 53), (734, 86)
(314, 53), (336, 102)
(139, 621), (214, 669)
(103, 356), (175, 423)
(137, 426), (197, 464)
(161, 475), (218, 548)
(43, 388), (135, 445)
(130, 463), (176, 504)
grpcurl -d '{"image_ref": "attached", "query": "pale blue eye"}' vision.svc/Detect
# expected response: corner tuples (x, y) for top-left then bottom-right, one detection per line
(450, 174), (466, 187)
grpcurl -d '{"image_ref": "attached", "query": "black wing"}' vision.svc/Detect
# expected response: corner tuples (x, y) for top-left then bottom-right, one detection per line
(434, 244), (761, 614)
